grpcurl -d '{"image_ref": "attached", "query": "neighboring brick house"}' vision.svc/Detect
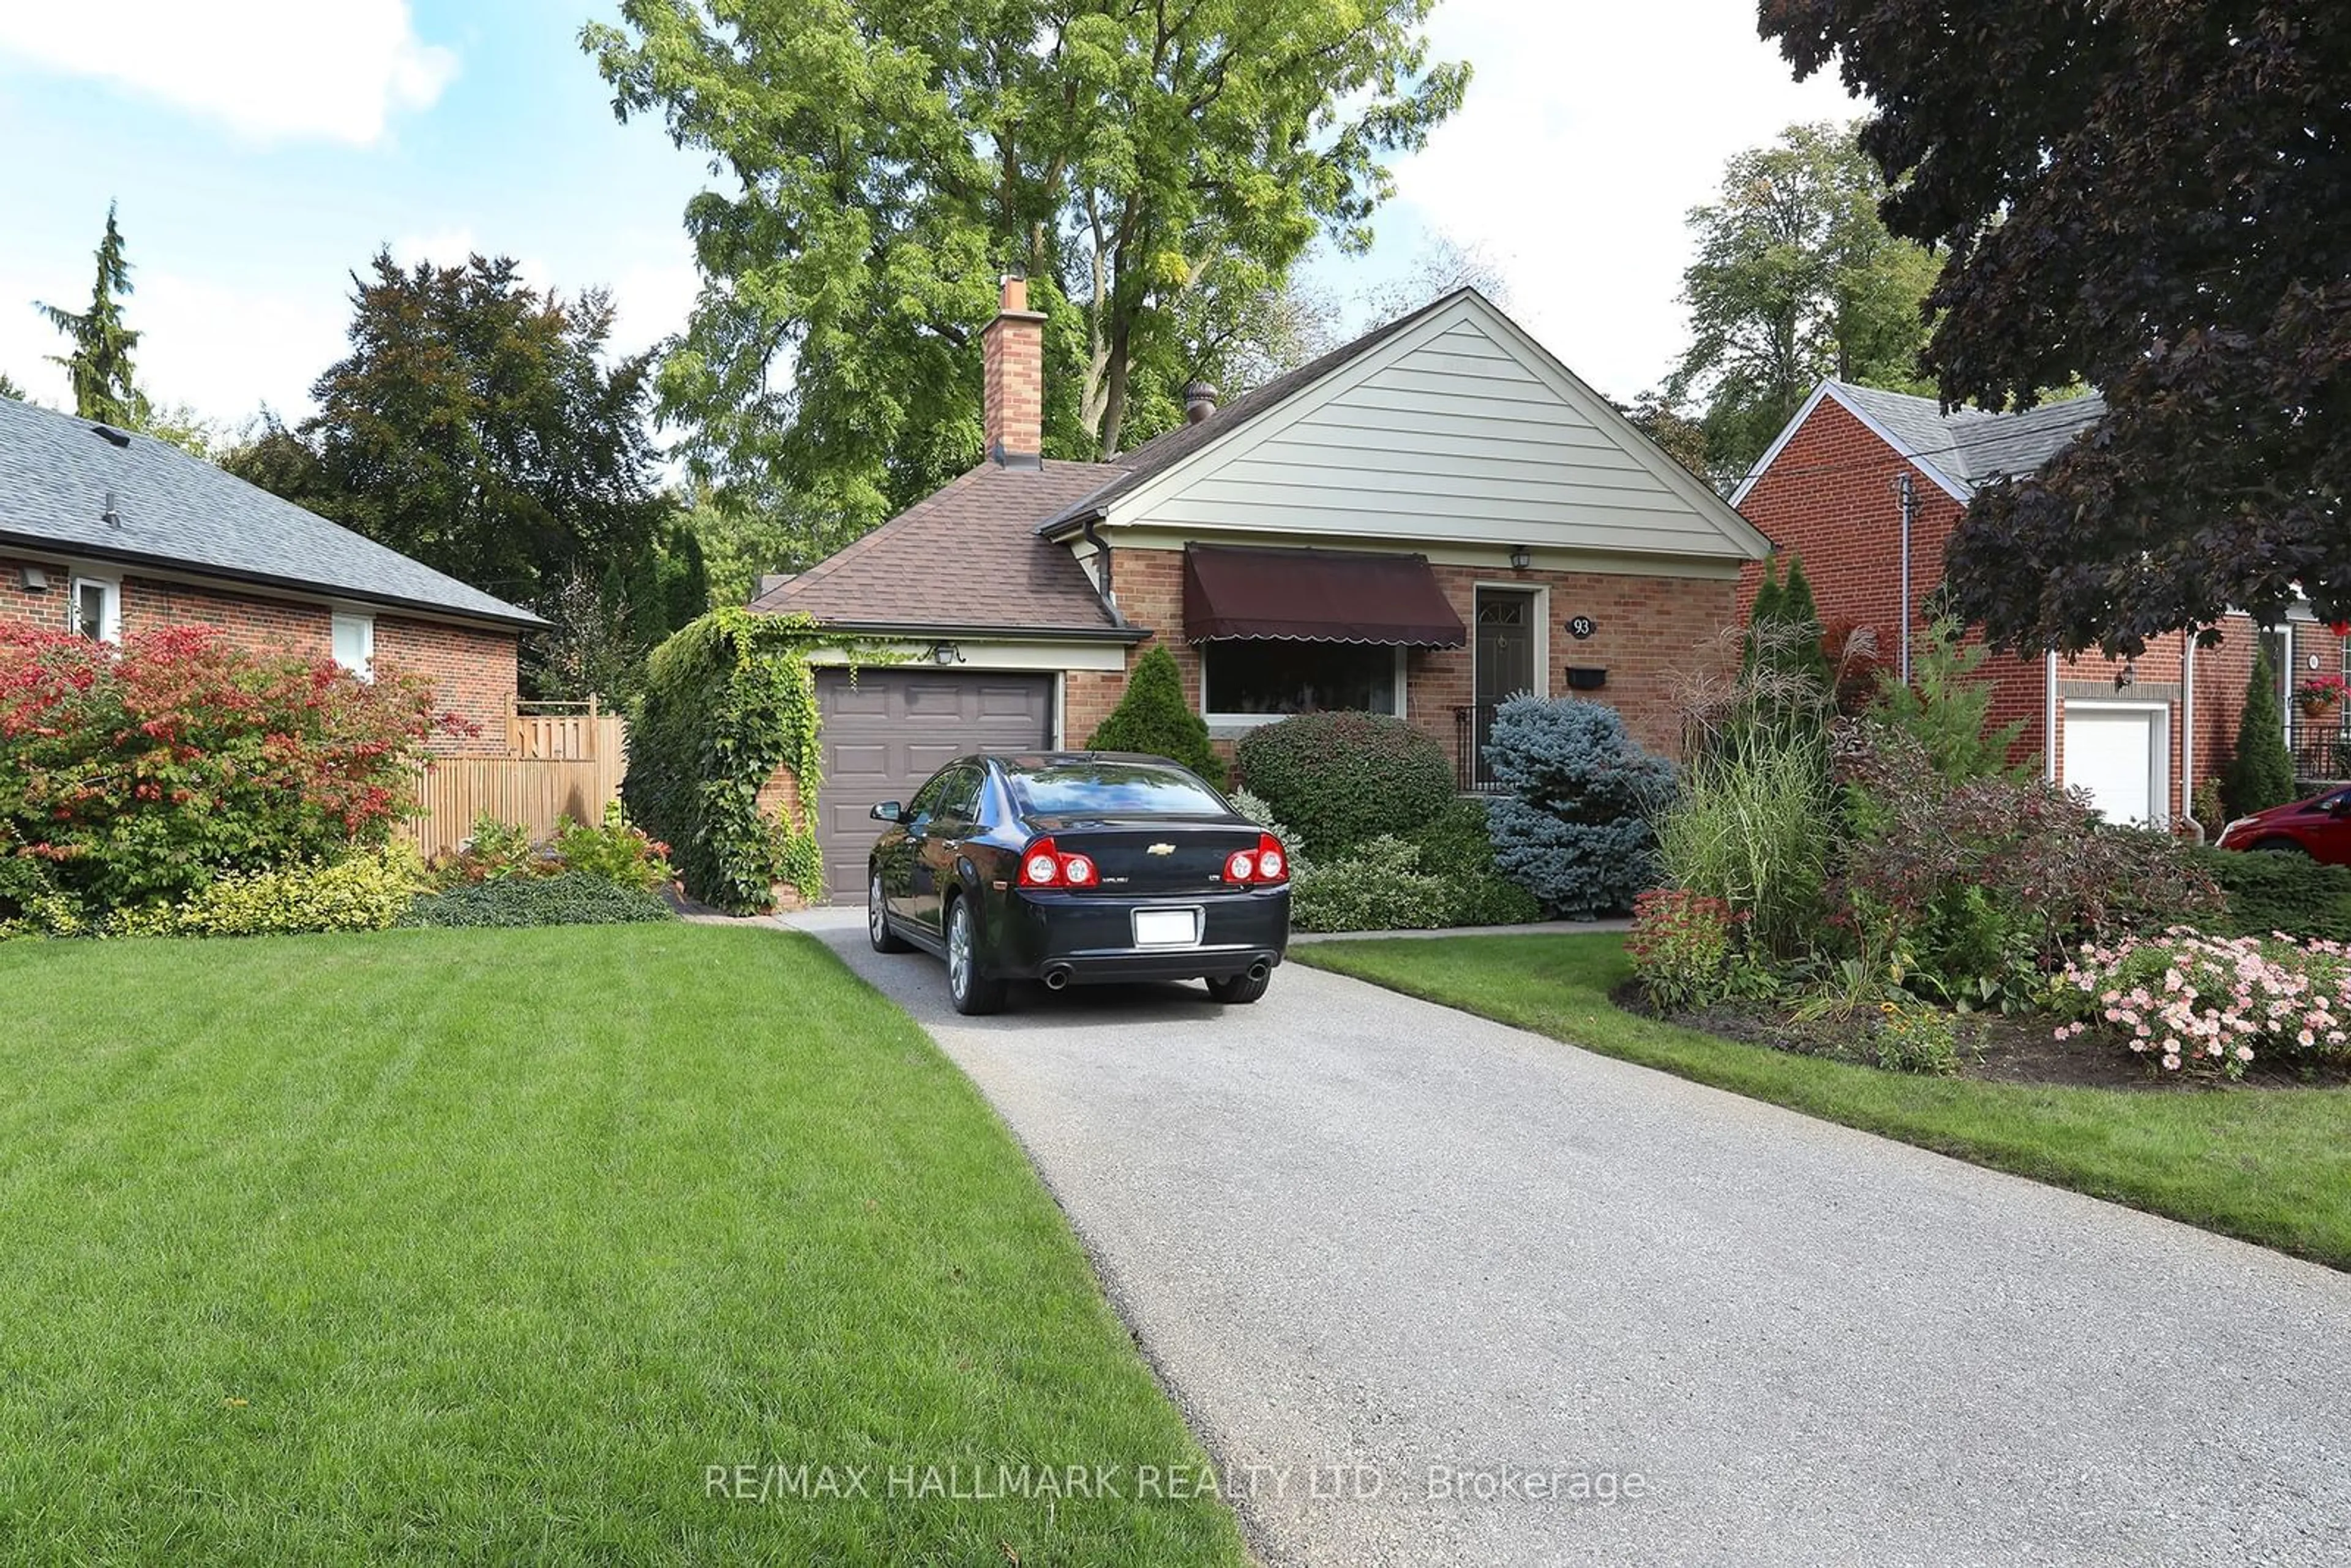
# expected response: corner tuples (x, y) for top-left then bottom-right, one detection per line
(0, 394), (540, 753)
(1733, 381), (2346, 829)
(751, 280), (1773, 897)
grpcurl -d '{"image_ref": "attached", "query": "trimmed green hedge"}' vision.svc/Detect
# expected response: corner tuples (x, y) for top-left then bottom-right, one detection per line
(2189, 845), (2351, 941)
(1234, 711), (1455, 857)
(1406, 798), (1542, 926)
(399, 873), (676, 929)
(624, 609), (847, 912)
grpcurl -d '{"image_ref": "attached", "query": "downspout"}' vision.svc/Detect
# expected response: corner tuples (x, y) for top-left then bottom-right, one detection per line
(1080, 517), (1127, 628)
(2044, 651), (2060, 784)
(2181, 629), (2203, 842)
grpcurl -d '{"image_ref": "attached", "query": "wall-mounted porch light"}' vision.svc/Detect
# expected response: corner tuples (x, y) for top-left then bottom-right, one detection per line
(1508, 545), (1532, 571)
(930, 641), (965, 666)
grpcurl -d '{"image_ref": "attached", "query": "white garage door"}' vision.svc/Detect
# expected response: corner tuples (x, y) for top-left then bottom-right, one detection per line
(2064, 704), (2165, 825)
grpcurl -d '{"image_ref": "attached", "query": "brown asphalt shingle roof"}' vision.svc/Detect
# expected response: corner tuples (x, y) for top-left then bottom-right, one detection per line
(747, 459), (1132, 636)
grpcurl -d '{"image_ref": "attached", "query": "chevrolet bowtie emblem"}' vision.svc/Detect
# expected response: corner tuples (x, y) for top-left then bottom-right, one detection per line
(1146, 842), (1176, 855)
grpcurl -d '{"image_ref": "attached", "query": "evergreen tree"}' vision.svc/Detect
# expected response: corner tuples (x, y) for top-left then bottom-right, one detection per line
(1743, 558), (1784, 674)
(37, 204), (144, 426)
(2222, 644), (2297, 818)
(1086, 645), (1228, 789)
(1774, 555), (1834, 689)
(665, 529), (710, 630)
(1867, 615), (2028, 779)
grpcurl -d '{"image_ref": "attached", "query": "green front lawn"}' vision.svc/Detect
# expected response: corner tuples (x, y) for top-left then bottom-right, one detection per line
(1295, 934), (2351, 1271)
(0, 926), (1245, 1565)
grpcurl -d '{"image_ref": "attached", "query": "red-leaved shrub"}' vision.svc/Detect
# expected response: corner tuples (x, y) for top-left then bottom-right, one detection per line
(0, 623), (460, 913)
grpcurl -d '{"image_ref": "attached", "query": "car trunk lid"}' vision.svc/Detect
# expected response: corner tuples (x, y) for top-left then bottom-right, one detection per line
(1024, 814), (1269, 896)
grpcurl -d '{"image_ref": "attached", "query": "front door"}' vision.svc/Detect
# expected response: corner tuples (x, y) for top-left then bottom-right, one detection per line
(1474, 590), (1537, 782)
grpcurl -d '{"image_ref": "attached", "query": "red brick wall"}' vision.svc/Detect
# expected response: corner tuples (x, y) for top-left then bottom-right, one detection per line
(377, 615), (520, 757)
(0, 563), (517, 757)
(1095, 545), (1738, 769)
(1731, 391), (2349, 820)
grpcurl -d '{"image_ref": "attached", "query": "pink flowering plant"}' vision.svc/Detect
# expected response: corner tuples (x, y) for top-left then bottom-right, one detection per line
(2054, 928), (2351, 1078)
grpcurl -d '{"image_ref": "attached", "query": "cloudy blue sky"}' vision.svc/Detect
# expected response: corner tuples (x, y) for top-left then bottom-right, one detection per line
(0, 0), (1854, 432)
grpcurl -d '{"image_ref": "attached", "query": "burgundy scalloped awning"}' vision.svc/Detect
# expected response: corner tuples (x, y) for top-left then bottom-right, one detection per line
(1180, 544), (1467, 646)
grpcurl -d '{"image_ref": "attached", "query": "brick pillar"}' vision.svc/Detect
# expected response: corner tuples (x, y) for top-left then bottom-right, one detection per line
(981, 275), (1046, 465)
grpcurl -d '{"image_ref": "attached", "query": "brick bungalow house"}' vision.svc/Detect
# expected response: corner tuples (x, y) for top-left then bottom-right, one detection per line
(1733, 380), (2346, 830)
(0, 393), (540, 752)
(750, 280), (1774, 896)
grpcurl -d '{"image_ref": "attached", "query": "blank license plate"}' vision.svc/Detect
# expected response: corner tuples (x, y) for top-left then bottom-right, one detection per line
(1132, 909), (1199, 947)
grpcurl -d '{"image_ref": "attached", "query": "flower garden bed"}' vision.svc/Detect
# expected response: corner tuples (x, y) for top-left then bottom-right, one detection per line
(1614, 981), (2351, 1092)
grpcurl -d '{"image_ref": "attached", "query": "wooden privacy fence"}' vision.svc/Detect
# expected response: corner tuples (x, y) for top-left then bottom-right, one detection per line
(407, 700), (630, 860)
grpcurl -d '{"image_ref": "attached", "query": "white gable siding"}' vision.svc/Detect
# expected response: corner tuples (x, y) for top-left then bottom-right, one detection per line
(1112, 312), (1763, 562)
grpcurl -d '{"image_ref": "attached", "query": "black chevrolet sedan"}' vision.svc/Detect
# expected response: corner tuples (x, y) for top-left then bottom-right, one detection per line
(864, 752), (1291, 1015)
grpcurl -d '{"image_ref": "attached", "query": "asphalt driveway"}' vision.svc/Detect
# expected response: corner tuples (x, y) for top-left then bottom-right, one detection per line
(787, 909), (2351, 1567)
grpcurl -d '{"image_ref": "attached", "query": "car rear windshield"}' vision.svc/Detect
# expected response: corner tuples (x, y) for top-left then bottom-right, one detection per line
(1007, 762), (1228, 817)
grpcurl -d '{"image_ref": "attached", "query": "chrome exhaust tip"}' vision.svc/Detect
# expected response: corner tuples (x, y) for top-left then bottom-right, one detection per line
(1247, 961), (1270, 983)
(1042, 965), (1073, 991)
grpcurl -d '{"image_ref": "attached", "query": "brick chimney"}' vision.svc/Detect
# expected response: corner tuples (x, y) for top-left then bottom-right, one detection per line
(981, 274), (1046, 467)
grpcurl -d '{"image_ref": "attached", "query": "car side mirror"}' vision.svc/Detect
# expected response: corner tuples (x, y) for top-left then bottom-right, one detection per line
(869, 800), (905, 823)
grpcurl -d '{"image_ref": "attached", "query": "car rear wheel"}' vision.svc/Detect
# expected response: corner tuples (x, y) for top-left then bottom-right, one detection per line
(1205, 969), (1271, 1005)
(2252, 838), (2310, 856)
(868, 870), (910, 952)
(945, 896), (1006, 1016)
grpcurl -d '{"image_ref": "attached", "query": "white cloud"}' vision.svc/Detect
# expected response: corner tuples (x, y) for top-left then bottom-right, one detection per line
(606, 257), (701, 359)
(1385, 0), (1859, 400)
(0, 1), (454, 145)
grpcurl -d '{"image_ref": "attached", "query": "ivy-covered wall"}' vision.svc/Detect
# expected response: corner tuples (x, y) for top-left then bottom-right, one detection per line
(624, 609), (833, 913)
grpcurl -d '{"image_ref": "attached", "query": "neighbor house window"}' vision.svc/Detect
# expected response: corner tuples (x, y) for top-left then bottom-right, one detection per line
(69, 577), (120, 643)
(332, 612), (375, 680)
(1200, 641), (1401, 722)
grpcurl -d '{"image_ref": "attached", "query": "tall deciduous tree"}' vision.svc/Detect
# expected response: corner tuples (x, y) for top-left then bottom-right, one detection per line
(1763, 2), (2351, 651)
(1666, 121), (1937, 481)
(37, 204), (144, 426)
(583, 0), (1468, 533)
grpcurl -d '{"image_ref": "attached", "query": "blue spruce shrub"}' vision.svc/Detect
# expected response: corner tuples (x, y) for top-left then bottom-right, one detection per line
(1483, 696), (1676, 918)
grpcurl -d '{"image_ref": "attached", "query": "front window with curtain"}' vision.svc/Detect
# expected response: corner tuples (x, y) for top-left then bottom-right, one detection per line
(1200, 641), (1399, 719)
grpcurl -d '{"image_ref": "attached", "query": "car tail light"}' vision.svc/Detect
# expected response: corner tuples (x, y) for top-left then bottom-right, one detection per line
(1225, 833), (1289, 885)
(1018, 838), (1100, 890)
(1019, 839), (1062, 888)
(1254, 833), (1288, 883)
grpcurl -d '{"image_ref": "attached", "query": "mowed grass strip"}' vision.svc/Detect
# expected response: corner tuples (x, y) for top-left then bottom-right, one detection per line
(1294, 933), (2351, 1271)
(0, 925), (1246, 1566)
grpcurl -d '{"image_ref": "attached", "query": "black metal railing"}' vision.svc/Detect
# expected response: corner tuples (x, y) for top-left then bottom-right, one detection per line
(1455, 703), (1505, 792)
(2289, 712), (2351, 783)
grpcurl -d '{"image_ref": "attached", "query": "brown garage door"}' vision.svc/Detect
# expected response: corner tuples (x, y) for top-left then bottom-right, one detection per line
(815, 669), (1056, 902)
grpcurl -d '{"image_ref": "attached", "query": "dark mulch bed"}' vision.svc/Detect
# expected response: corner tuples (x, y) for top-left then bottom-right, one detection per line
(1610, 980), (2351, 1092)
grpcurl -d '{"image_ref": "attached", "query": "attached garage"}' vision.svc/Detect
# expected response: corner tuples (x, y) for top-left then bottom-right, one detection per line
(814, 669), (1056, 899)
(2063, 702), (2169, 827)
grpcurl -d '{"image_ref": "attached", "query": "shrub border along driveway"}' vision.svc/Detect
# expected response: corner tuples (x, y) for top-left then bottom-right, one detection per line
(1294, 932), (2351, 1270)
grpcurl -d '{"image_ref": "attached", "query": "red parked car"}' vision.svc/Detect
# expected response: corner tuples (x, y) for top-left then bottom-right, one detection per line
(2216, 787), (2351, 864)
